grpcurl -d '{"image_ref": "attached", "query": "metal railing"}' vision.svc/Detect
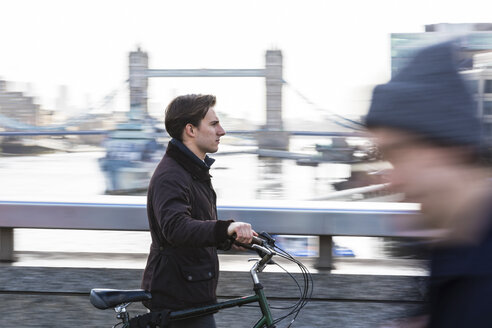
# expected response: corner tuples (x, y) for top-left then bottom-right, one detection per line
(0, 198), (428, 268)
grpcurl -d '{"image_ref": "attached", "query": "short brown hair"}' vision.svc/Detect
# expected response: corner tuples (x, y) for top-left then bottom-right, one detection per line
(164, 94), (216, 140)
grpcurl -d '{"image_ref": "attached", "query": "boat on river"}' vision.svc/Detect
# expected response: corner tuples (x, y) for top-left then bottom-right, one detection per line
(99, 116), (166, 194)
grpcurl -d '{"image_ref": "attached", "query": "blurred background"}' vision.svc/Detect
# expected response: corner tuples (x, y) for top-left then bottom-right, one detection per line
(1, 1), (492, 325)
(2, 0), (492, 262)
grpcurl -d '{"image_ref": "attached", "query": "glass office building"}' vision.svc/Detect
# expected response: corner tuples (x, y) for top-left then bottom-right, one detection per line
(390, 23), (492, 143)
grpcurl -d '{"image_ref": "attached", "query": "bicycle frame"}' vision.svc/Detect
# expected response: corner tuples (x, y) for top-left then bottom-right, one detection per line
(168, 260), (275, 327)
(107, 242), (280, 328)
(169, 288), (273, 327)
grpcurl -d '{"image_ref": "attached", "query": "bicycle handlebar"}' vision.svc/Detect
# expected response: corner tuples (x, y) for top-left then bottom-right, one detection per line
(231, 233), (276, 272)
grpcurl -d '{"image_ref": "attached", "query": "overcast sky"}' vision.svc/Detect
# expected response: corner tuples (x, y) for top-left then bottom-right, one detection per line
(1, 0), (491, 123)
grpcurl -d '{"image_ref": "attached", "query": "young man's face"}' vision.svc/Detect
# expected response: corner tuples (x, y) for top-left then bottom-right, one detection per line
(370, 128), (466, 208)
(194, 107), (226, 157)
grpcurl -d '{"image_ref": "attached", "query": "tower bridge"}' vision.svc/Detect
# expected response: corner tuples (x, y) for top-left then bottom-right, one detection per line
(129, 47), (288, 149)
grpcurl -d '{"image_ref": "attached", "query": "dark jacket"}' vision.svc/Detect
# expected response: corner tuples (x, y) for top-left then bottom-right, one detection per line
(141, 139), (232, 311)
(428, 206), (492, 328)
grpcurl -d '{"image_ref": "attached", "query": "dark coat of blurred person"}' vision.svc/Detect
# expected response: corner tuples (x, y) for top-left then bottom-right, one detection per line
(366, 40), (492, 328)
(141, 94), (255, 328)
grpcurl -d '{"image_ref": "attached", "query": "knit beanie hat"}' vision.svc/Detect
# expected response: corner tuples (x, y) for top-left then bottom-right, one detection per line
(365, 40), (482, 150)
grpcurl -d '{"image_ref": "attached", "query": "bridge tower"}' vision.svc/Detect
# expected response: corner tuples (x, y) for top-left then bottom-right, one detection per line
(129, 47), (149, 116)
(266, 50), (283, 130)
(258, 50), (289, 150)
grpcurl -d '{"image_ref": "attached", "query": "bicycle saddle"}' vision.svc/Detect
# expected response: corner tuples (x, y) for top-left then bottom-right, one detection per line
(90, 289), (152, 309)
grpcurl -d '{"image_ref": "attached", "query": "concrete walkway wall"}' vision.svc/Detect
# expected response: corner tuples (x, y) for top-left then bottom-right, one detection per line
(0, 266), (428, 327)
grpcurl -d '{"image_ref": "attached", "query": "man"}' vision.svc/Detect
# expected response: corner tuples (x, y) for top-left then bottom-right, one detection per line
(142, 94), (255, 327)
(366, 41), (492, 327)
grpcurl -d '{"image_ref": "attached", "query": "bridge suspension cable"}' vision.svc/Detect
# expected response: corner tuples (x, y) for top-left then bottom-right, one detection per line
(283, 80), (365, 131)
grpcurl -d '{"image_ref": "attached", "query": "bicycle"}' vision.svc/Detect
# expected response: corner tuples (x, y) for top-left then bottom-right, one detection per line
(90, 232), (312, 328)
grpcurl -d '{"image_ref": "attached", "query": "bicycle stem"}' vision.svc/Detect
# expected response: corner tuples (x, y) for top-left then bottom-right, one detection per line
(252, 245), (275, 268)
(249, 245), (276, 284)
(250, 262), (261, 284)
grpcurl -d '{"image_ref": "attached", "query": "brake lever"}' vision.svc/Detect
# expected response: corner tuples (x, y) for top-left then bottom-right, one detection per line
(259, 232), (276, 246)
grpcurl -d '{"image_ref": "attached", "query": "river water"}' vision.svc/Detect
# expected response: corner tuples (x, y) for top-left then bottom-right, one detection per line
(0, 139), (389, 262)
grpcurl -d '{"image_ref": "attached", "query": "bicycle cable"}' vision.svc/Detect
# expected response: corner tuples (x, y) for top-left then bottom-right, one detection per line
(271, 243), (313, 327)
(240, 260), (301, 311)
(234, 234), (313, 326)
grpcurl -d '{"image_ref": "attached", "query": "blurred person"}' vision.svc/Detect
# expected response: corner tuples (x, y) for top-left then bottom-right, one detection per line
(366, 41), (492, 327)
(141, 94), (255, 328)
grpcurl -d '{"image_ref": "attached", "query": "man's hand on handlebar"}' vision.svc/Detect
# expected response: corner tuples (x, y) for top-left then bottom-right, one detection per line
(227, 222), (258, 251)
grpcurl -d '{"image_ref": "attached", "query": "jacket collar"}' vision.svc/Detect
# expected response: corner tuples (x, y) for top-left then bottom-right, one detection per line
(166, 138), (215, 181)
